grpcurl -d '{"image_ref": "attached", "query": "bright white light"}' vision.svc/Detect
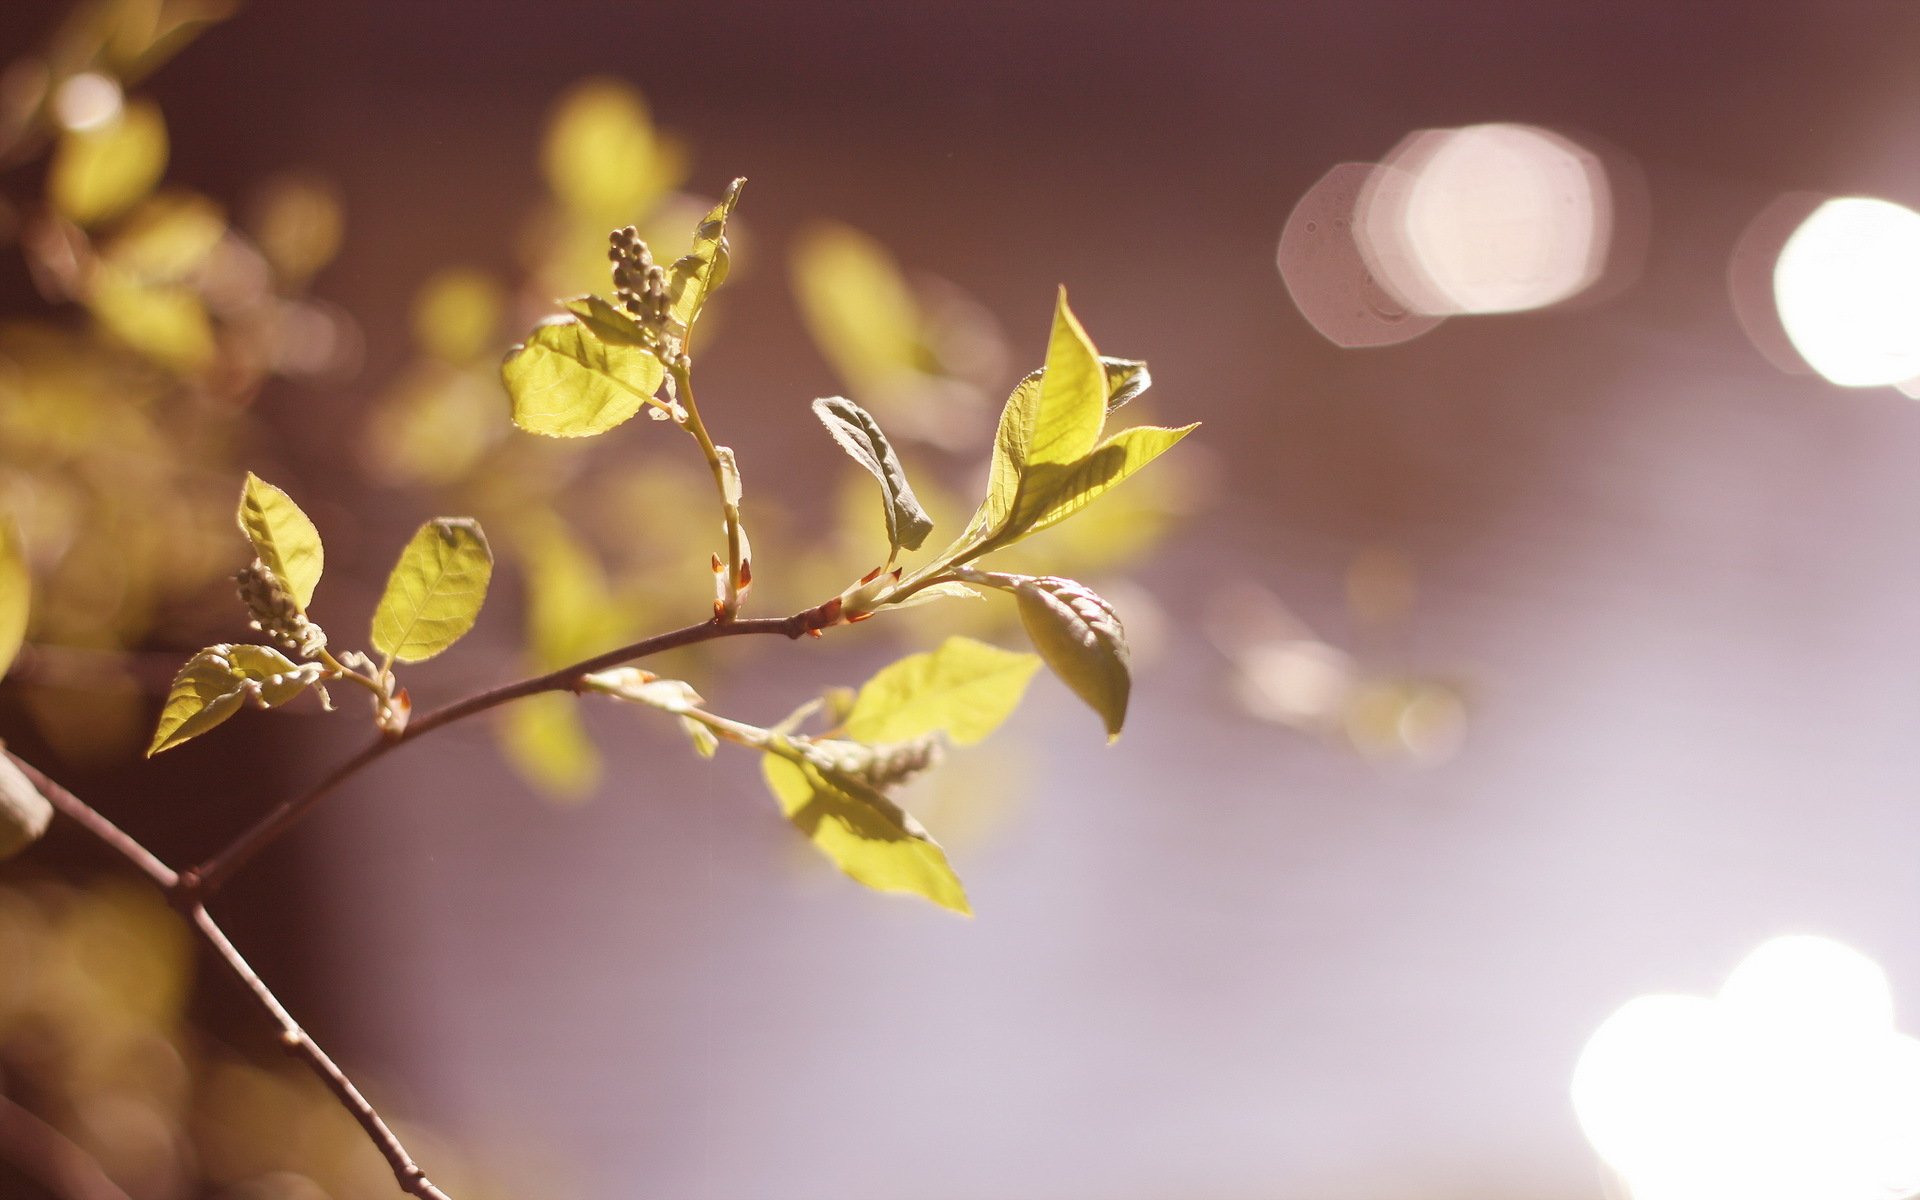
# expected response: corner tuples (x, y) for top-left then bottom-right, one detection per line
(51, 72), (122, 133)
(1774, 197), (1920, 388)
(1359, 124), (1611, 315)
(1572, 935), (1920, 1200)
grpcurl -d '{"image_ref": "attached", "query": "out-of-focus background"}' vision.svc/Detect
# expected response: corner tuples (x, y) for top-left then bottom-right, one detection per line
(7, 2), (1920, 1198)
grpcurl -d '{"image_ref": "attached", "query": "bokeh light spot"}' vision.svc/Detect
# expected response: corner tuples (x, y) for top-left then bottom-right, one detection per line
(1277, 163), (1443, 348)
(1773, 197), (1920, 388)
(51, 71), (122, 132)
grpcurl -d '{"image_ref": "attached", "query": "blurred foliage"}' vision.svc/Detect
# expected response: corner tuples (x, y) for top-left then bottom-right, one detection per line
(0, 876), (510, 1200)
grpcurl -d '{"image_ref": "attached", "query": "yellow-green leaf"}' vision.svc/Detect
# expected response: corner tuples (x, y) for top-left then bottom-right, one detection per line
(666, 177), (745, 332)
(503, 309), (665, 437)
(762, 745), (970, 915)
(0, 521), (27, 681)
(413, 268), (504, 364)
(237, 473), (323, 611)
(1014, 577), (1131, 741)
(223, 645), (313, 709)
(791, 221), (925, 394)
(371, 518), (492, 663)
(1008, 423), (1199, 539)
(49, 98), (168, 227)
(844, 636), (1039, 747)
(105, 190), (226, 282)
(1028, 289), (1107, 466)
(499, 693), (600, 802)
(87, 269), (217, 373)
(0, 753), (53, 861)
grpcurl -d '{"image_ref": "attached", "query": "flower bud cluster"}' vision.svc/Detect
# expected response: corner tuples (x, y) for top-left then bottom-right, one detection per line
(235, 560), (327, 659)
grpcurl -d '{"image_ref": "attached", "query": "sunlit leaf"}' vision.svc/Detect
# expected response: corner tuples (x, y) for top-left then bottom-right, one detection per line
(0, 753), (53, 860)
(880, 581), (983, 612)
(236, 473), (323, 611)
(541, 78), (684, 218)
(665, 177), (744, 334)
(812, 396), (934, 555)
(843, 636), (1039, 747)
(502, 307), (665, 437)
(499, 693), (600, 802)
(413, 268), (504, 364)
(1026, 288), (1106, 467)
(49, 98), (167, 227)
(0, 521), (27, 681)
(1013, 577), (1130, 741)
(146, 643), (311, 756)
(87, 269), (216, 373)
(105, 189), (226, 281)
(370, 518), (492, 664)
(1008, 423), (1198, 538)
(762, 742), (970, 914)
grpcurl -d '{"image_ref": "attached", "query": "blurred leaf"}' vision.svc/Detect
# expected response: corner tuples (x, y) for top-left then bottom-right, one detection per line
(665, 177), (744, 334)
(541, 78), (684, 219)
(249, 174), (343, 284)
(412, 268), (504, 364)
(791, 221), (926, 393)
(146, 643), (308, 756)
(49, 97), (167, 227)
(812, 396), (934, 555)
(880, 580), (983, 612)
(237, 473), (323, 610)
(363, 365), (499, 486)
(0, 754), (53, 861)
(86, 268), (216, 372)
(681, 716), (718, 758)
(843, 636), (1038, 747)
(1013, 577), (1130, 741)
(517, 516), (624, 668)
(499, 692), (600, 801)
(104, 189), (225, 281)
(371, 518), (492, 664)
(1009, 423), (1198, 538)
(762, 743), (969, 915)
(502, 307), (664, 437)
(0, 521), (27, 680)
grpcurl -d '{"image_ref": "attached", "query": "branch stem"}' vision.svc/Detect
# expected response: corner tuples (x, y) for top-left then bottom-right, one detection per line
(189, 609), (824, 897)
(672, 362), (746, 619)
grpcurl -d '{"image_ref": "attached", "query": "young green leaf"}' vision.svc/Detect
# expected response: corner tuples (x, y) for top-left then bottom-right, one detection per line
(666, 177), (745, 333)
(762, 742), (970, 915)
(1012, 577), (1131, 741)
(812, 396), (935, 555)
(502, 306), (666, 437)
(371, 518), (493, 664)
(583, 668), (703, 714)
(843, 636), (1040, 747)
(1006, 422), (1199, 539)
(1026, 288), (1107, 466)
(146, 644), (315, 756)
(0, 753), (53, 861)
(237, 473), (324, 611)
(0, 521), (28, 681)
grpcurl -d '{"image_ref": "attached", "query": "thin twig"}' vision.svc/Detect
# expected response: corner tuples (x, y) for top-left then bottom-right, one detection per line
(187, 904), (452, 1200)
(5, 751), (456, 1200)
(188, 609), (822, 897)
(0, 1090), (135, 1200)
(6, 752), (176, 891)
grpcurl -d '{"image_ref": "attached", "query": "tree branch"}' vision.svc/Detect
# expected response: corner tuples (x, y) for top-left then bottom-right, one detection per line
(3, 750), (456, 1200)
(187, 608), (826, 898)
(186, 904), (452, 1200)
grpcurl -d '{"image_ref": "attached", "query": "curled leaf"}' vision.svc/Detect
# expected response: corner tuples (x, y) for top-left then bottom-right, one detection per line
(237, 473), (324, 611)
(1013, 577), (1131, 741)
(666, 177), (745, 333)
(1100, 356), (1152, 412)
(147, 643), (316, 756)
(0, 754), (53, 860)
(812, 396), (934, 554)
